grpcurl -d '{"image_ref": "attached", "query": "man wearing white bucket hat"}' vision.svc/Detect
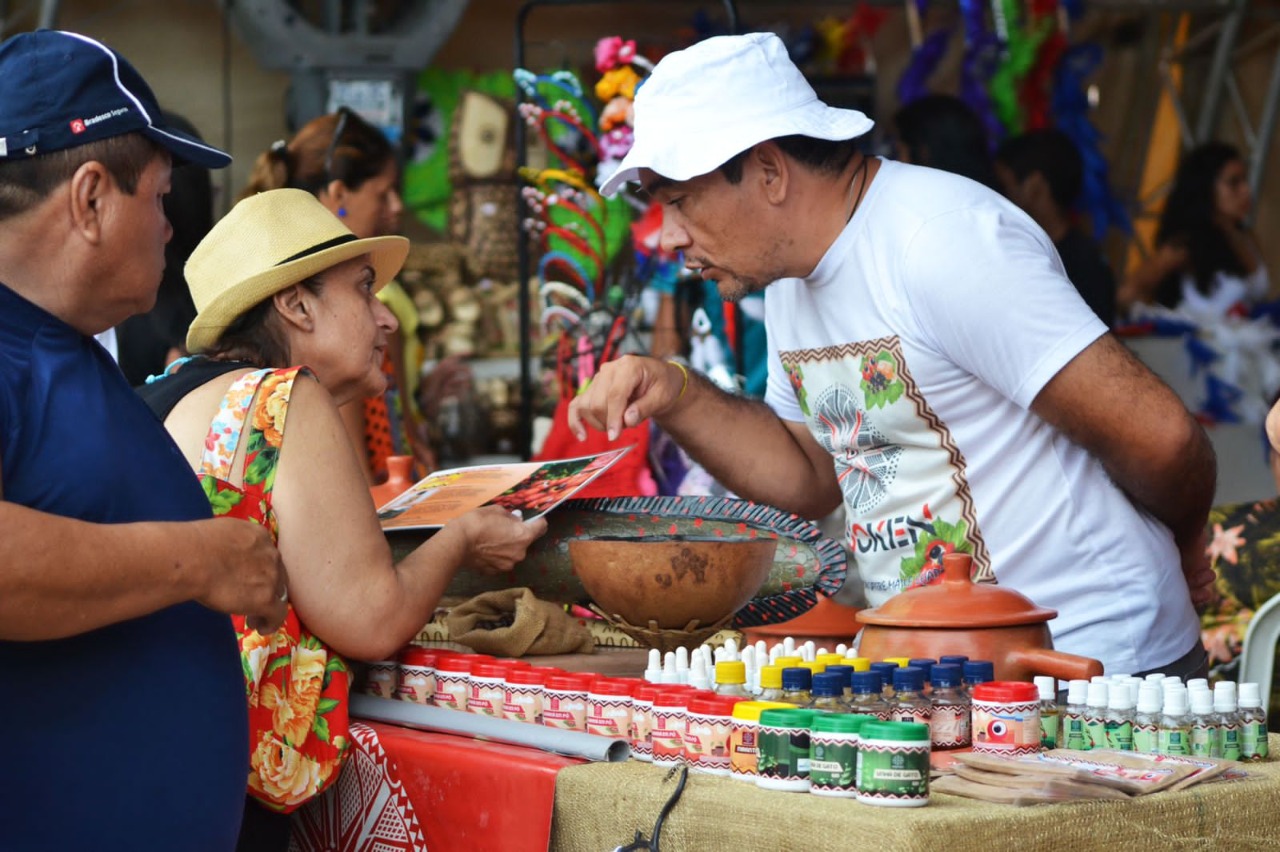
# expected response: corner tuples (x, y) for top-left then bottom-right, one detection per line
(573, 32), (1215, 682)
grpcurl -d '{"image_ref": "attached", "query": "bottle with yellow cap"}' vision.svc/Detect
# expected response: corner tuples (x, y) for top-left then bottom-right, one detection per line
(884, 656), (912, 669)
(714, 661), (752, 698)
(843, 657), (871, 673)
(774, 656), (803, 670)
(758, 666), (785, 702)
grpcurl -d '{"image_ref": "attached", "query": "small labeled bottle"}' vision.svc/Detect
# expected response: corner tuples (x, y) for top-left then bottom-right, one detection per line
(962, 660), (994, 698)
(928, 663), (971, 749)
(757, 666), (785, 702)
(870, 662), (899, 699)
(823, 665), (855, 699)
(781, 667), (812, 707)
(908, 658), (936, 693)
(892, 667), (932, 726)
(1158, 688), (1191, 756)
(849, 670), (892, 720)
(1132, 683), (1162, 754)
(1084, 681), (1109, 750)
(807, 672), (848, 714)
(1104, 683), (1135, 751)
(1061, 679), (1090, 750)
(856, 721), (931, 807)
(714, 661), (752, 699)
(1033, 676), (1059, 750)
(1188, 688), (1221, 758)
(1214, 682), (1241, 761)
(1238, 682), (1270, 761)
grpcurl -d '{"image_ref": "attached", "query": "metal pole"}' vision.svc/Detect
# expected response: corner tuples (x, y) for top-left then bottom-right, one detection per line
(37, 0), (59, 29)
(1248, 38), (1280, 200)
(1194, 0), (1246, 143)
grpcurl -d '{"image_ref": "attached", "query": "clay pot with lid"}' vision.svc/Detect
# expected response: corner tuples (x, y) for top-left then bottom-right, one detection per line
(855, 552), (1103, 682)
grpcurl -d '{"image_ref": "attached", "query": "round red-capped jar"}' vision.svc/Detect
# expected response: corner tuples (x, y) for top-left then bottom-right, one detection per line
(469, 660), (520, 717)
(543, 673), (594, 732)
(652, 690), (699, 767)
(503, 666), (549, 725)
(684, 696), (738, 775)
(631, 683), (661, 762)
(971, 681), (1040, 756)
(397, 647), (439, 704)
(431, 654), (476, 711)
(586, 678), (636, 739)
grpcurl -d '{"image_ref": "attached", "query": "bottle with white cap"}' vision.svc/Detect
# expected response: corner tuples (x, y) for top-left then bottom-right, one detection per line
(1158, 688), (1191, 756)
(1084, 681), (1109, 750)
(1105, 683), (1135, 750)
(1033, 676), (1059, 750)
(1188, 688), (1221, 758)
(1214, 682), (1241, 761)
(1239, 682), (1269, 761)
(1133, 683), (1162, 754)
(1062, 679), (1090, 750)
(644, 649), (663, 684)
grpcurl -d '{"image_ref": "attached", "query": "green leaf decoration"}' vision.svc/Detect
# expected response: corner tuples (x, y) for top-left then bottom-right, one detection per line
(313, 714), (331, 743)
(899, 516), (972, 582)
(245, 427), (265, 455)
(240, 654), (255, 684)
(860, 351), (906, 410)
(245, 447), (278, 487)
(325, 655), (348, 674)
(206, 486), (244, 516)
(317, 697), (341, 716)
(265, 655), (291, 678)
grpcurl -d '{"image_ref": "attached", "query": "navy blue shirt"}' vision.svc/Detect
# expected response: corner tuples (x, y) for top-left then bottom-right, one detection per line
(0, 283), (246, 851)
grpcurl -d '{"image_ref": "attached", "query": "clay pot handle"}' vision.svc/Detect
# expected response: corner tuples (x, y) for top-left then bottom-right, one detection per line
(1009, 647), (1104, 682)
(941, 552), (973, 585)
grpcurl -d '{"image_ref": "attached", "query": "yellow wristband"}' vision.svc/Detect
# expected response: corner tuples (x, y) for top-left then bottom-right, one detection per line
(667, 359), (690, 400)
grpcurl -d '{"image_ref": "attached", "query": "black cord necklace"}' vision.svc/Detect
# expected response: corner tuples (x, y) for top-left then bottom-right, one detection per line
(844, 155), (871, 223)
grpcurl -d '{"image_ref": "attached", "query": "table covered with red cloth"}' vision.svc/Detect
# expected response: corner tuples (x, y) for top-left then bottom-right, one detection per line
(291, 720), (582, 852)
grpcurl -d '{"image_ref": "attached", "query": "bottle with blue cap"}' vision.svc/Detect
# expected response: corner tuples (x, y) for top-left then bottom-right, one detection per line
(961, 660), (994, 697)
(928, 663), (970, 748)
(870, 661), (899, 700)
(892, 666), (932, 726)
(807, 672), (849, 713)
(908, 658), (935, 694)
(849, 670), (892, 720)
(781, 666), (812, 706)
(823, 664), (855, 700)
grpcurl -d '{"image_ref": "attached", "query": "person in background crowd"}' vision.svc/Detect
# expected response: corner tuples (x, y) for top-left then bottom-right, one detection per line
(241, 108), (438, 483)
(995, 128), (1117, 327)
(0, 29), (286, 852)
(1120, 141), (1272, 321)
(111, 109), (215, 384)
(137, 189), (546, 851)
(892, 93), (998, 190)
(572, 32), (1216, 682)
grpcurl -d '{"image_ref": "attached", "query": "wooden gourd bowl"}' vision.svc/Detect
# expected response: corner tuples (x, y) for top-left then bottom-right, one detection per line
(568, 536), (778, 631)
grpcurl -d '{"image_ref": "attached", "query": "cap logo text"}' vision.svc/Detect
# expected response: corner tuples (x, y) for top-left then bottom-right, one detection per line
(69, 119), (86, 134)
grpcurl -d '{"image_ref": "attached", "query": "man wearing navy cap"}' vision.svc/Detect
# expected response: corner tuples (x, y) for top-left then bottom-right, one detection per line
(0, 30), (286, 851)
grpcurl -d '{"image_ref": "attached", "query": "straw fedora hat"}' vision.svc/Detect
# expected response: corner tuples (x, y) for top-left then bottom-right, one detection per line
(186, 188), (410, 352)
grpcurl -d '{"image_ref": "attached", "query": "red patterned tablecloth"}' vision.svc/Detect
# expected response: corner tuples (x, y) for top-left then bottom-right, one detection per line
(291, 720), (582, 852)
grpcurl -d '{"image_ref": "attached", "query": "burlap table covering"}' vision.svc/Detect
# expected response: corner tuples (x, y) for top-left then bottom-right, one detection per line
(551, 735), (1280, 851)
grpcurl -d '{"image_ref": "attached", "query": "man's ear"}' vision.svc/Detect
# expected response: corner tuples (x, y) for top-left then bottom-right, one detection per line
(272, 284), (315, 333)
(67, 161), (111, 245)
(322, 180), (347, 209)
(752, 142), (789, 204)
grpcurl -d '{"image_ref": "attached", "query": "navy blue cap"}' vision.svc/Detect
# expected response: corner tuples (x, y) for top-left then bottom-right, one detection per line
(892, 666), (924, 692)
(869, 662), (899, 679)
(963, 660), (994, 684)
(824, 664), (854, 690)
(781, 667), (811, 691)
(909, 658), (935, 680)
(0, 30), (230, 168)
(930, 663), (961, 688)
(811, 672), (843, 698)
(939, 655), (970, 667)
(851, 670), (883, 695)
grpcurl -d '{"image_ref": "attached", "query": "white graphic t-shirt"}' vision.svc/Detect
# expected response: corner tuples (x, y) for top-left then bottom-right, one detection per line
(764, 160), (1200, 675)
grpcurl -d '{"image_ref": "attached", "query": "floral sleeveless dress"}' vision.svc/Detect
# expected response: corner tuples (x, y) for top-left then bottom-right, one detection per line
(199, 366), (351, 812)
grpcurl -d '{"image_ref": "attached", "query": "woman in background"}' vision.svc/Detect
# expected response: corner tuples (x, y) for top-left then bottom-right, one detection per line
(892, 93), (998, 190)
(241, 108), (448, 483)
(1121, 142), (1270, 321)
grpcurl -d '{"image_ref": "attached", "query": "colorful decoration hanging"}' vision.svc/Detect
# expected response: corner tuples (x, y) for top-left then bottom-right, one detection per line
(957, 0), (1004, 146)
(987, 0), (1055, 136)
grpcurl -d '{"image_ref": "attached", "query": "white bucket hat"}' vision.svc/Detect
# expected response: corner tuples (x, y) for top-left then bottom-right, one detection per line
(185, 188), (409, 353)
(599, 32), (874, 197)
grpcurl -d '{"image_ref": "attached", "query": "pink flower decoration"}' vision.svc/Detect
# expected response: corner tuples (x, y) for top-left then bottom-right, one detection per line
(594, 36), (637, 72)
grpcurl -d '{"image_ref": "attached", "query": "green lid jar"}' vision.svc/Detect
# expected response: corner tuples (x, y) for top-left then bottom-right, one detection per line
(856, 721), (931, 807)
(809, 714), (869, 798)
(756, 709), (815, 792)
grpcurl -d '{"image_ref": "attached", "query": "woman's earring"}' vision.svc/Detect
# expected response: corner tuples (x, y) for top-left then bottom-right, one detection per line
(337, 206), (348, 218)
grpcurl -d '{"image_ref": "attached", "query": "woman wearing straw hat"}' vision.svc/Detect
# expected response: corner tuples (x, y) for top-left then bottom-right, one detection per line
(138, 188), (546, 851)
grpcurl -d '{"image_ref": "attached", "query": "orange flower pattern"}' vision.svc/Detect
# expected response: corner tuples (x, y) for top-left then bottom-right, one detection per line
(199, 367), (350, 813)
